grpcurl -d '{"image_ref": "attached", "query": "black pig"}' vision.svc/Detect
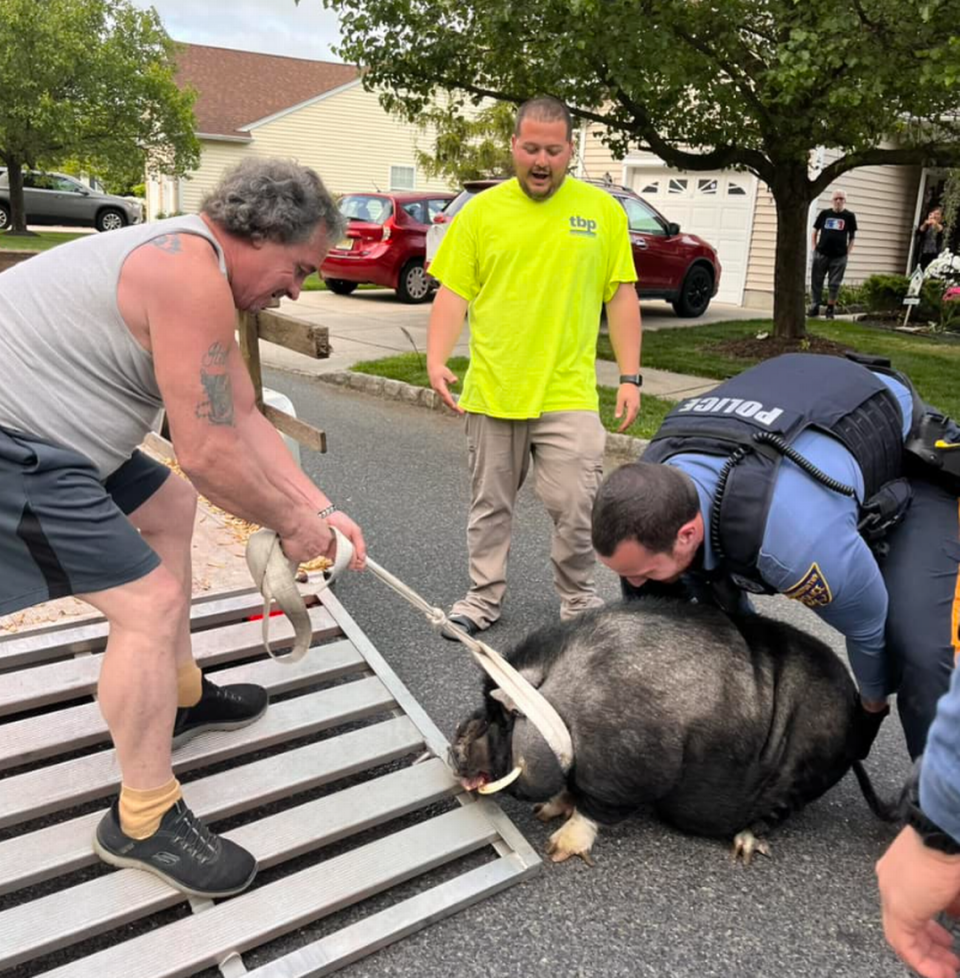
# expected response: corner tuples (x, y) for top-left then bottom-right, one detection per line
(450, 599), (891, 865)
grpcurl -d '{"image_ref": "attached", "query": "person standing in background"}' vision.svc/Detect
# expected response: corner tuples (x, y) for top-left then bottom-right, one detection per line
(915, 206), (945, 272)
(808, 189), (858, 320)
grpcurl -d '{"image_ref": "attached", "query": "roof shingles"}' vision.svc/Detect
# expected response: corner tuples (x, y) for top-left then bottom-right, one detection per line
(173, 43), (359, 138)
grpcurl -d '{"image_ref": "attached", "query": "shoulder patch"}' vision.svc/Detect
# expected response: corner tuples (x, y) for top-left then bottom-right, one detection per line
(784, 562), (833, 608)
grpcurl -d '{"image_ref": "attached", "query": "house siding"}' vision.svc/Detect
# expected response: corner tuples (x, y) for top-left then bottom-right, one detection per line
(214, 86), (451, 210)
(153, 84), (456, 221)
(743, 184), (778, 308)
(179, 141), (250, 214)
(248, 84), (454, 195)
(581, 122), (632, 183)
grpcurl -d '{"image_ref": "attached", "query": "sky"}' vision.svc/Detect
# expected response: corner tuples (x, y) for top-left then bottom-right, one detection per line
(131, 0), (344, 62)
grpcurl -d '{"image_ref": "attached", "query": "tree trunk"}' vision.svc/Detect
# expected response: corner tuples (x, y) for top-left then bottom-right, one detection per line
(770, 166), (813, 340)
(6, 158), (28, 234)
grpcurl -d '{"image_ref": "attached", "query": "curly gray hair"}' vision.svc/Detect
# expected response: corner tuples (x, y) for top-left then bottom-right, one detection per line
(201, 158), (345, 244)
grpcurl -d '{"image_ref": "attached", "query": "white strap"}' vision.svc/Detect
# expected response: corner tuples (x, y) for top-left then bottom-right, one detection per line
(363, 557), (574, 773)
(245, 526), (353, 662)
(245, 530), (574, 774)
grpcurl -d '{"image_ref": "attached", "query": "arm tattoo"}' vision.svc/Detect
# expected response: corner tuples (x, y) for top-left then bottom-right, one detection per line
(149, 234), (183, 254)
(195, 342), (235, 426)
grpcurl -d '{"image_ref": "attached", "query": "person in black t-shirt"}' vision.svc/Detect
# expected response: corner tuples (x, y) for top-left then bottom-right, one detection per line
(808, 189), (858, 320)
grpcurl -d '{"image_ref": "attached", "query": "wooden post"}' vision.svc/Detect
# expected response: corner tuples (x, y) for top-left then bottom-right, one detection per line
(235, 307), (329, 454)
(237, 310), (264, 411)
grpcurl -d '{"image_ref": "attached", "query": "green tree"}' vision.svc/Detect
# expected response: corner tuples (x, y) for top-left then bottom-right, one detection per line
(0, 0), (199, 233)
(323, 0), (960, 338)
(415, 102), (515, 184)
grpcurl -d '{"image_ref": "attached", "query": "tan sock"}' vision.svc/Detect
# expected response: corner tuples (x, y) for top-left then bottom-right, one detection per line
(176, 661), (203, 708)
(119, 778), (182, 839)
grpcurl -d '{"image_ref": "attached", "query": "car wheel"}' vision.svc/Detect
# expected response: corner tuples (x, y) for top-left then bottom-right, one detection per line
(96, 208), (127, 232)
(672, 265), (713, 318)
(396, 258), (432, 304)
(0, 203), (10, 231)
(324, 278), (358, 296)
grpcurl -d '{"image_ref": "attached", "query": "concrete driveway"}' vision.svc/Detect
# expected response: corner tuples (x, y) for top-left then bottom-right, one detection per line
(264, 289), (770, 401)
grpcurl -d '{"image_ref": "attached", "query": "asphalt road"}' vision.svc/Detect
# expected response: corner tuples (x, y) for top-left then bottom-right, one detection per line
(259, 367), (914, 978)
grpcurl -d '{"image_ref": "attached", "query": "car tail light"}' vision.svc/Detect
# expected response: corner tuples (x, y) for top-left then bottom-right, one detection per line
(382, 217), (395, 242)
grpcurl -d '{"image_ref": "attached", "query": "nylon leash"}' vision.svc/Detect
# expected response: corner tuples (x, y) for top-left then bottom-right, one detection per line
(245, 528), (574, 773)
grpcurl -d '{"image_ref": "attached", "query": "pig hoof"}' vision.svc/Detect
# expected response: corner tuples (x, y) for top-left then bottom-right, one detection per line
(546, 838), (596, 867)
(546, 810), (598, 866)
(731, 830), (771, 866)
(534, 793), (575, 823)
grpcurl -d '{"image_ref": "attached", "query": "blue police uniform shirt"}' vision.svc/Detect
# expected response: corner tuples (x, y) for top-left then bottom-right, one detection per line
(921, 659), (960, 844)
(668, 374), (914, 704)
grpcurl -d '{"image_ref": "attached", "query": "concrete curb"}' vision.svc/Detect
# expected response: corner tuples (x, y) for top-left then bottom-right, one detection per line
(312, 369), (648, 456)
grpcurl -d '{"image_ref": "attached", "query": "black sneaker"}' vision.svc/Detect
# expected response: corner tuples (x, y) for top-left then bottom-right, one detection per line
(93, 798), (257, 898)
(442, 614), (482, 642)
(807, 304), (820, 318)
(825, 305), (836, 319)
(173, 676), (268, 748)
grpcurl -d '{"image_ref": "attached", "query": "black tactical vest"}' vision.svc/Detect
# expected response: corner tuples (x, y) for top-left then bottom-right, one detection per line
(641, 354), (906, 591)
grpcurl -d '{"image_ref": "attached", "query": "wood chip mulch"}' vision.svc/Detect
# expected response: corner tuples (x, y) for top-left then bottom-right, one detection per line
(712, 334), (854, 361)
(163, 458), (331, 574)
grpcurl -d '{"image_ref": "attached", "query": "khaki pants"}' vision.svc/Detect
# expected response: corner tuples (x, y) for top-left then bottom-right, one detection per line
(452, 411), (607, 627)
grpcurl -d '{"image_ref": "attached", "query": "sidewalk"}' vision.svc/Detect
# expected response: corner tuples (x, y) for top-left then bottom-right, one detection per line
(264, 289), (736, 400)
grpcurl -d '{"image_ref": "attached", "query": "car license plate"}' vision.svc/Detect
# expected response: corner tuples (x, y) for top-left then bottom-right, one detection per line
(336, 238), (353, 251)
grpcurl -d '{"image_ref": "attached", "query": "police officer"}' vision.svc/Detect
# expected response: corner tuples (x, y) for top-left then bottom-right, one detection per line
(591, 353), (960, 759)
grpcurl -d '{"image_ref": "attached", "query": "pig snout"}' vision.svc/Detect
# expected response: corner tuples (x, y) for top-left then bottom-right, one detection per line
(449, 715), (499, 791)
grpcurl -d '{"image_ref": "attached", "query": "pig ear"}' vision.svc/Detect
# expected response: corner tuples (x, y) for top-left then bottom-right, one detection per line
(490, 687), (521, 715)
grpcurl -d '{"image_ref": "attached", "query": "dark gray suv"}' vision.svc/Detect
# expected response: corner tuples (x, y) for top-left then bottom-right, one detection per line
(0, 170), (143, 232)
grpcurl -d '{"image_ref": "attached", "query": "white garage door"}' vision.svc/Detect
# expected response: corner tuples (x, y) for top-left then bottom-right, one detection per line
(627, 168), (756, 305)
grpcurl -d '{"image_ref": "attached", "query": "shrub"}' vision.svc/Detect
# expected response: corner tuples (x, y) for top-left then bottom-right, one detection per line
(860, 274), (910, 313)
(836, 282), (865, 311)
(918, 278), (946, 322)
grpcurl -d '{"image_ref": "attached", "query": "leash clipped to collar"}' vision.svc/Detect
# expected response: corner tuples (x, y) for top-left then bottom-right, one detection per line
(245, 526), (352, 662)
(244, 528), (574, 778)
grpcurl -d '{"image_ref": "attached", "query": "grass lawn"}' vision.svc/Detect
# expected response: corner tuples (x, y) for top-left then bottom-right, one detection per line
(597, 319), (960, 418)
(350, 352), (675, 439)
(0, 230), (89, 252)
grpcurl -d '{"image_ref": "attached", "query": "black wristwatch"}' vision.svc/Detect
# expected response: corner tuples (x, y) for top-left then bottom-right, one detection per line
(905, 781), (960, 854)
(619, 373), (643, 387)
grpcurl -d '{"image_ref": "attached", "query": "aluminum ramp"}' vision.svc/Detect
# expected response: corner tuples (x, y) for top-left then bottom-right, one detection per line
(0, 583), (540, 977)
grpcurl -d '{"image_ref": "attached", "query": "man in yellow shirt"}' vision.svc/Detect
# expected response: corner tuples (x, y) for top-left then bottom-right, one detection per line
(427, 96), (642, 636)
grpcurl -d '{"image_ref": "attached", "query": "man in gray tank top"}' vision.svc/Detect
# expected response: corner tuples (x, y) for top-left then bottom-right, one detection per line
(0, 158), (367, 898)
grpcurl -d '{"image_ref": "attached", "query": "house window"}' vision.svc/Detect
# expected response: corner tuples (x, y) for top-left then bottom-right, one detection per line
(389, 165), (416, 190)
(641, 180), (660, 195)
(697, 178), (718, 195)
(668, 178), (688, 194)
(727, 179), (748, 196)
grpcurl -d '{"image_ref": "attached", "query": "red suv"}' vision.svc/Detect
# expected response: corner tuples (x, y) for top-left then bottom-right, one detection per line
(427, 178), (721, 317)
(321, 191), (455, 303)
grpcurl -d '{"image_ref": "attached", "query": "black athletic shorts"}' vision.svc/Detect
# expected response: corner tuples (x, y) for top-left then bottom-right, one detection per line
(0, 426), (169, 615)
